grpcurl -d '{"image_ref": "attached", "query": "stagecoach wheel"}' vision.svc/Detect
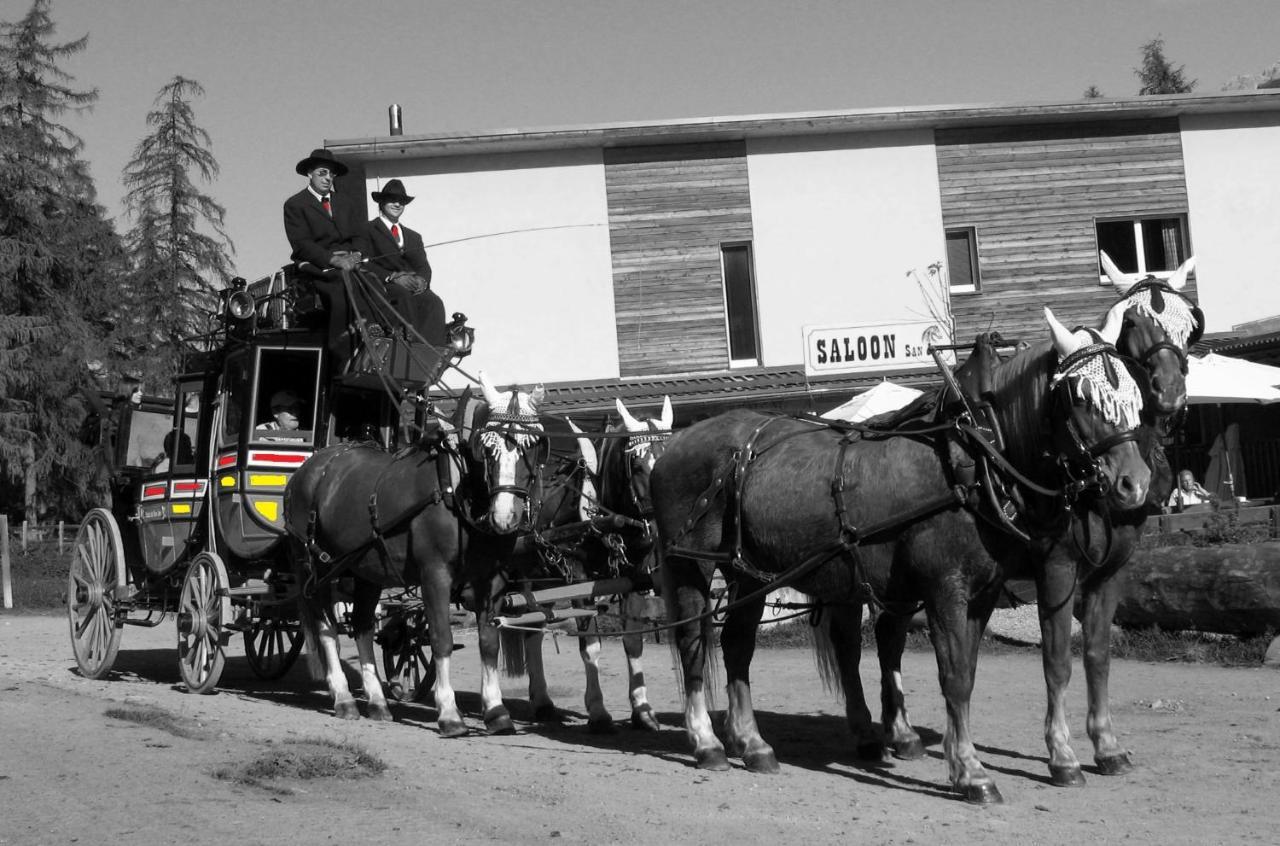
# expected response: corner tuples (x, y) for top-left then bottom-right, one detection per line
(67, 508), (127, 679)
(243, 615), (304, 680)
(379, 607), (435, 703)
(176, 552), (230, 694)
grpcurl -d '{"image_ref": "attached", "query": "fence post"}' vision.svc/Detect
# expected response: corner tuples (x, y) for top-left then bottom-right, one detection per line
(2, 515), (12, 609)
(58, 520), (65, 555)
(21, 519), (28, 553)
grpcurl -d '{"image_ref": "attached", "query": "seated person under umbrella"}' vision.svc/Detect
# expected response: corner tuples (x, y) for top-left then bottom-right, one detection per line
(1166, 469), (1214, 512)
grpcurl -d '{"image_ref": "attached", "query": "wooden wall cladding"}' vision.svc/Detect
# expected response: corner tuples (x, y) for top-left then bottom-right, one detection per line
(604, 142), (753, 376)
(936, 119), (1198, 343)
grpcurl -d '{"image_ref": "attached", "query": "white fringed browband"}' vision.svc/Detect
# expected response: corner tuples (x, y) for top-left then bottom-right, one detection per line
(1052, 342), (1144, 430)
(1126, 288), (1198, 349)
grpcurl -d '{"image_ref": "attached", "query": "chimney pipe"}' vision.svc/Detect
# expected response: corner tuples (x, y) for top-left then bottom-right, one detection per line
(388, 104), (403, 136)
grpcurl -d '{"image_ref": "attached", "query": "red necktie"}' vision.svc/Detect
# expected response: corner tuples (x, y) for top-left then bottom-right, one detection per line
(321, 196), (332, 217)
(390, 224), (400, 245)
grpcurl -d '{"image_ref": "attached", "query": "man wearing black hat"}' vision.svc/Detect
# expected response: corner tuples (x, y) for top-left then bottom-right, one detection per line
(283, 148), (371, 366)
(364, 179), (447, 345)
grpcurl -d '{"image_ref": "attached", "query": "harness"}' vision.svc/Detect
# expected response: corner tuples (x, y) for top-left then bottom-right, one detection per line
(664, 338), (1144, 614)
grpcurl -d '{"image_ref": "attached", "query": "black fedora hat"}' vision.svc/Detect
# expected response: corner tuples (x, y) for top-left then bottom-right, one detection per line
(371, 179), (414, 205)
(295, 148), (348, 177)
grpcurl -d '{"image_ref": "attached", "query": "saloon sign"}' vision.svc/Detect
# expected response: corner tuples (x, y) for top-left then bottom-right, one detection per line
(802, 320), (953, 376)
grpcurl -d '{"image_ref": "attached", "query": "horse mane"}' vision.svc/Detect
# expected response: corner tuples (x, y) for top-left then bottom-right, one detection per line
(984, 340), (1055, 474)
(597, 422), (629, 511)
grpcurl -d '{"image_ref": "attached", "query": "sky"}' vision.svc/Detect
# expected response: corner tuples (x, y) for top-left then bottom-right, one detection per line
(26, 0), (1280, 277)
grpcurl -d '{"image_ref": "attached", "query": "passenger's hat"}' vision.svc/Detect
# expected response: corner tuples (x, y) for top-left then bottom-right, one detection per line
(371, 179), (414, 205)
(295, 148), (348, 177)
(270, 390), (302, 411)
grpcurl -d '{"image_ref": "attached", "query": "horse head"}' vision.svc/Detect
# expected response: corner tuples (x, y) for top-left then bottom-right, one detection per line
(1099, 251), (1202, 421)
(472, 371), (548, 534)
(607, 396), (674, 524)
(1046, 307), (1150, 510)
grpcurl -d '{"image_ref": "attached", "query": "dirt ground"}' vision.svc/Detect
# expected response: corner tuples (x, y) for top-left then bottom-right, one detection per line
(1, 611), (1278, 846)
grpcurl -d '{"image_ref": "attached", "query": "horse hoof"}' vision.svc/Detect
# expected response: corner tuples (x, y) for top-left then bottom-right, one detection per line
(533, 704), (564, 724)
(1095, 752), (1134, 776)
(743, 750), (781, 774)
(335, 700), (360, 720)
(484, 706), (516, 735)
(855, 741), (886, 762)
(438, 719), (469, 738)
(588, 717), (618, 735)
(695, 748), (731, 771)
(630, 705), (661, 732)
(892, 737), (925, 761)
(960, 782), (1004, 805)
(368, 703), (394, 722)
(1050, 764), (1086, 787)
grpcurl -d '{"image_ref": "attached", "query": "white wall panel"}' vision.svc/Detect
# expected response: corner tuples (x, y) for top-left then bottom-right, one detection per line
(746, 131), (949, 367)
(365, 149), (617, 387)
(1181, 113), (1280, 331)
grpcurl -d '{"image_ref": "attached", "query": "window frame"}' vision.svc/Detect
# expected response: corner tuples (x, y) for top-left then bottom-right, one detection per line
(720, 240), (762, 368)
(944, 227), (981, 295)
(1094, 214), (1190, 285)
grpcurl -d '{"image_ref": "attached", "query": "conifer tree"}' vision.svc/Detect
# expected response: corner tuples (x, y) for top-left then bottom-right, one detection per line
(121, 75), (234, 388)
(1135, 37), (1196, 95)
(0, 0), (122, 519)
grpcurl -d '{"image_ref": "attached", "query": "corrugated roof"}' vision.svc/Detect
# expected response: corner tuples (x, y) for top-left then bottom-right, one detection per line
(532, 365), (942, 415)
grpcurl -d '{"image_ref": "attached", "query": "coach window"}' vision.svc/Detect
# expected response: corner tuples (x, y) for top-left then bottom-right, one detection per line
(1095, 215), (1189, 284)
(721, 241), (760, 367)
(251, 347), (322, 445)
(946, 228), (980, 294)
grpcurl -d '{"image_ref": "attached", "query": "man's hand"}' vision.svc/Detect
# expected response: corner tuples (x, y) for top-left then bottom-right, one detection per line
(329, 251), (363, 271)
(388, 271), (429, 294)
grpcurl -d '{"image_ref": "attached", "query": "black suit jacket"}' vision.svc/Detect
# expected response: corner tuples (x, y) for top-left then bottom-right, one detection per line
(365, 218), (432, 283)
(282, 188), (367, 270)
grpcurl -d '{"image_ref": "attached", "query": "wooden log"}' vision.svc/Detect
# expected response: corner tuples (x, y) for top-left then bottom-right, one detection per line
(1115, 542), (1280, 636)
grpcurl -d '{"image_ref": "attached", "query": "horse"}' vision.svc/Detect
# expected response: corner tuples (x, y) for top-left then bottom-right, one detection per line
(875, 254), (1203, 788)
(505, 397), (673, 733)
(284, 371), (548, 736)
(651, 309), (1151, 803)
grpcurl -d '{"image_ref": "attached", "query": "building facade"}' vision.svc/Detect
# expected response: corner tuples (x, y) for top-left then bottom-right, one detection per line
(328, 91), (1280, 421)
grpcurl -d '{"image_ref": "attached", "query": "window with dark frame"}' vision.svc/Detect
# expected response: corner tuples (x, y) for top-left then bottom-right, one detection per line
(945, 228), (980, 293)
(721, 242), (760, 365)
(1095, 215), (1189, 281)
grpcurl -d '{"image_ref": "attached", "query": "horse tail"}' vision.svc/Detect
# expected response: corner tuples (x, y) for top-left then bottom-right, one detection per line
(657, 548), (719, 705)
(500, 626), (527, 677)
(810, 611), (843, 698)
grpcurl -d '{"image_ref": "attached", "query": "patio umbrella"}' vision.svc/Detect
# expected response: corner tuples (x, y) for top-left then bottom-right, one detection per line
(1204, 422), (1246, 501)
(1185, 353), (1280, 405)
(824, 380), (924, 423)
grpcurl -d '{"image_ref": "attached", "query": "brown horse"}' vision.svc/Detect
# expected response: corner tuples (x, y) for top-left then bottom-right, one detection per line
(651, 311), (1150, 803)
(284, 372), (548, 736)
(876, 256), (1202, 788)
(509, 397), (673, 732)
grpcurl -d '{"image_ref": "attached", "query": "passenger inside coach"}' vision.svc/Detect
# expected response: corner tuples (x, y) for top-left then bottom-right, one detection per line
(257, 389), (309, 443)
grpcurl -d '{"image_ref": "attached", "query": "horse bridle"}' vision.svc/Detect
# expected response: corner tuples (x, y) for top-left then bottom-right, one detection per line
(1050, 342), (1144, 498)
(471, 411), (547, 502)
(620, 427), (670, 522)
(1116, 278), (1204, 377)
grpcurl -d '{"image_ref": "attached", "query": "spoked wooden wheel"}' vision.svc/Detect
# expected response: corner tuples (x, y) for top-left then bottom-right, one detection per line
(177, 552), (230, 694)
(379, 606), (435, 703)
(243, 615), (304, 680)
(67, 509), (127, 679)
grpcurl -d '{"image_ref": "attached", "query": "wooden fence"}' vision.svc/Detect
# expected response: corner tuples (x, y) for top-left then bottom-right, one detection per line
(1, 516), (73, 610)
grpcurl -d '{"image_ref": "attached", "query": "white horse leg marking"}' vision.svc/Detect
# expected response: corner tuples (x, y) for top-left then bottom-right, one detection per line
(317, 613), (358, 719)
(622, 593), (658, 729)
(433, 654), (466, 736)
(578, 619), (612, 731)
(353, 628), (392, 721)
(685, 685), (721, 762)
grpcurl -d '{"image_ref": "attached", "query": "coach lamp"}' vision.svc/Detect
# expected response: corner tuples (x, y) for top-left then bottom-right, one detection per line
(446, 312), (475, 358)
(223, 277), (255, 337)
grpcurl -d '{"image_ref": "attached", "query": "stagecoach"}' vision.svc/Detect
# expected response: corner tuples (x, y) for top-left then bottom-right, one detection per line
(67, 267), (474, 693)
